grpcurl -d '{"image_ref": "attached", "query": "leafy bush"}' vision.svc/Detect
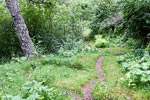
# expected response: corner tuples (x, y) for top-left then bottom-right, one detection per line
(5, 81), (71, 100)
(119, 50), (150, 88)
(105, 35), (124, 47)
(94, 35), (108, 48)
(124, 38), (144, 49)
(120, 0), (150, 45)
(90, 0), (118, 38)
(57, 39), (85, 57)
(82, 28), (91, 41)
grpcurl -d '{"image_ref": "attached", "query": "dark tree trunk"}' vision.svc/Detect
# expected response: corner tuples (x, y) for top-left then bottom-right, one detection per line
(5, 0), (36, 56)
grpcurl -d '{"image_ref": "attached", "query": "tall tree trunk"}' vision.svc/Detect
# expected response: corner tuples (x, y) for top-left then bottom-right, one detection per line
(5, 0), (36, 56)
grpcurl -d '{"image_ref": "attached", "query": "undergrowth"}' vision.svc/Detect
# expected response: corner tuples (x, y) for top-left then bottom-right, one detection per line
(92, 56), (150, 100)
(0, 47), (120, 100)
(118, 49), (150, 88)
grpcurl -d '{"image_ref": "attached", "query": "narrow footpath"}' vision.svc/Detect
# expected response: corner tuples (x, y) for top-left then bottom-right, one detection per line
(71, 50), (125, 100)
(72, 56), (105, 100)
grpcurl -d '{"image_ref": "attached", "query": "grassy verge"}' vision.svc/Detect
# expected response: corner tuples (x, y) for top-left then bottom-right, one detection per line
(92, 56), (150, 100)
(0, 48), (122, 99)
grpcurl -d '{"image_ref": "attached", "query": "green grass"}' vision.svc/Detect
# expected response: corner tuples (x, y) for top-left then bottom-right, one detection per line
(105, 47), (130, 53)
(0, 48), (122, 99)
(92, 56), (150, 100)
(4, 47), (146, 100)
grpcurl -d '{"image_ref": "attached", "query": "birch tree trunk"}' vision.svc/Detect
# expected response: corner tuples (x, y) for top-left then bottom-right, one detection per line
(5, 0), (36, 56)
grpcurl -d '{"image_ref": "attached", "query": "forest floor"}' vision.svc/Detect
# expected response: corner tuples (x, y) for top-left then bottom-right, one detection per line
(71, 56), (104, 100)
(0, 47), (150, 100)
(71, 50), (128, 100)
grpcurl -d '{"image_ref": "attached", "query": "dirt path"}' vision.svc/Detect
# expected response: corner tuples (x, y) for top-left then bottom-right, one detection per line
(71, 49), (126, 100)
(72, 56), (105, 100)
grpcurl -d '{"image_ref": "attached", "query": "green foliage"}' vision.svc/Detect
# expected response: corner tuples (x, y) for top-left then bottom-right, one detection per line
(0, 0), (94, 58)
(92, 82), (111, 100)
(6, 80), (70, 100)
(0, 47), (123, 99)
(94, 35), (108, 48)
(0, 2), (21, 57)
(90, 0), (118, 37)
(119, 49), (150, 88)
(92, 54), (149, 100)
(82, 28), (91, 41)
(2, 0), (150, 99)
(120, 0), (150, 44)
(92, 82), (130, 100)
(57, 39), (85, 57)
(105, 35), (124, 47)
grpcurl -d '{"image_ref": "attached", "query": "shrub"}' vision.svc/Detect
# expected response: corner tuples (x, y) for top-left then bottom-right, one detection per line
(94, 35), (108, 48)
(120, 0), (150, 45)
(57, 39), (85, 57)
(82, 28), (91, 41)
(119, 50), (150, 88)
(90, 0), (118, 38)
(106, 35), (125, 47)
(5, 81), (71, 100)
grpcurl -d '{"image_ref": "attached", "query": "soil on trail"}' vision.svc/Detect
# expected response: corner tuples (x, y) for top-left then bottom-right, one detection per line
(72, 56), (104, 100)
(71, 49), (125, 100)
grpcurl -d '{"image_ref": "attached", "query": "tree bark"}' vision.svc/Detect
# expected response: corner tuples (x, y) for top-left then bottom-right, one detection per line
(5, 0), (36, 56)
